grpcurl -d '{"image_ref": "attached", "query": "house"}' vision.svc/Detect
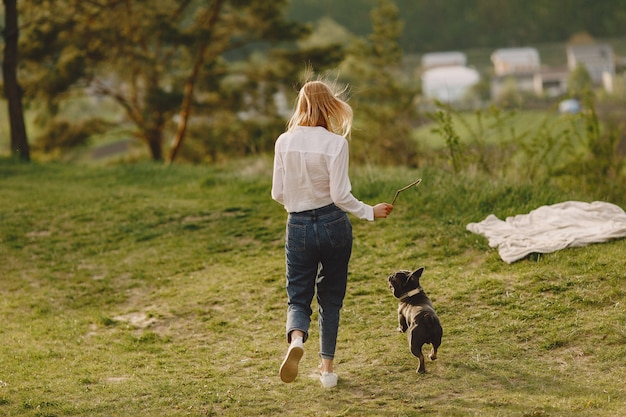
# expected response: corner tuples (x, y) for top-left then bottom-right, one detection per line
(533, 67), (569, 97)
(419, 51), (479, 103)
(566, 43), (615, 90)
(421, 66), (480, 103)
(490, 47), (541, 99)
(491, 47), (541, 76)
(421, 51), (467, 70)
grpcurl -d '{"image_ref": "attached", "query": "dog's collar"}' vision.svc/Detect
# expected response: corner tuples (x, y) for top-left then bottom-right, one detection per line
(399, 288), (421, 302)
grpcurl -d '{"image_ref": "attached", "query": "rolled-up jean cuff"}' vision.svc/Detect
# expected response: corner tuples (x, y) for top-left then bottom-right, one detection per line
(286, 328), (309, 344)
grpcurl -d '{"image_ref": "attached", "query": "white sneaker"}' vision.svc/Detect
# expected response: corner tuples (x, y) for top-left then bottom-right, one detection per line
(320, 371), (338, 388)
(279, 338), (304, 383)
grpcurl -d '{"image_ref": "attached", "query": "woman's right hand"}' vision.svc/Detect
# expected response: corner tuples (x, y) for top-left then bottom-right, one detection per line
(373, 203), (394, 219)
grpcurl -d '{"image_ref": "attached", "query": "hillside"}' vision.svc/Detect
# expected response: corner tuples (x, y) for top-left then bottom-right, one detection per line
(0, 160), (625, 416)
(288, 0), (626, 54)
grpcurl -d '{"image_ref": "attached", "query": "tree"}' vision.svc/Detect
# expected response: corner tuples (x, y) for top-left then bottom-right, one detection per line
(2, 0), (30, 161)
(341, 0), (418, 166)
(18, 0), (308, 162)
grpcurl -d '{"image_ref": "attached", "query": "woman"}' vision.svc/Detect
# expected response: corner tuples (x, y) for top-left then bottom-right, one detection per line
(271, 79), (393, 388)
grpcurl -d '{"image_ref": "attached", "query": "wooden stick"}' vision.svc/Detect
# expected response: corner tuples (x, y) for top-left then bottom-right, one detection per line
(392, 178), (422, 205)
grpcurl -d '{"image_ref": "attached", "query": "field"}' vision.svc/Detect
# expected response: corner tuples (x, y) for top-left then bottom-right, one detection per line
(1, 158), (624, 416)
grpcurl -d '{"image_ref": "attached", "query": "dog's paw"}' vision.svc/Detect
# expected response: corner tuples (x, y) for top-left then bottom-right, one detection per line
(429, 353), (437, 361)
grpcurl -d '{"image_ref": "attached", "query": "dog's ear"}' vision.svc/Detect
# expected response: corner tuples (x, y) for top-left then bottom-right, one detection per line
(408, 267), (425, 286)
(398, 270), (412, 287)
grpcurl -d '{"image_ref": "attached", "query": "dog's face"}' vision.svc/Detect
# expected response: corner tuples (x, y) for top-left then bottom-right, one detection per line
(388, 267), (424, 299)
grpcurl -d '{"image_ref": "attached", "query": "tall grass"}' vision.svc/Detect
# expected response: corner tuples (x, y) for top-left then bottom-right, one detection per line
(421, 99), (626, 204)
(1, 158), (624, 416)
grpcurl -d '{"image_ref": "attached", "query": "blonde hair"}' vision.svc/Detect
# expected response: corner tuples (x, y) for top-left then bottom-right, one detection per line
(287, 80), (353, 138)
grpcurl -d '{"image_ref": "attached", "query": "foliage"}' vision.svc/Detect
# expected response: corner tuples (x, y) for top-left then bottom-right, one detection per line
(289, 0), (626, 53)
(416, 98), (626, 204)
(31, 118), (109, 154)
(296, 16), (356, 50)
(15, 0), (324, 162)
(568, 64), (594, 98)
(429, 104), (463, 173)
(341, 0), (418, 166)
(493, 77), (524, 108)
(5, 0), (626, 165)
(557, 93), (626, 198)
(0, 159), (625, 416)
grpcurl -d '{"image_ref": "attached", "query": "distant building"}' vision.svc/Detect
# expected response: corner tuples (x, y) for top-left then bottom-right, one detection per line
(490, 47), (541, 99)
(533, 67), (569, 97)
(421, 51), (467, 70)
(566, 43), (615, 89)
(422, 66), (480, 103)
(491, 47), (541, 76)
(420, 51), (479, 104)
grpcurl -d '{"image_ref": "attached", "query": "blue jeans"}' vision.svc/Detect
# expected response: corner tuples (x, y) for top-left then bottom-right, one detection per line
(284, 204), (353, 360)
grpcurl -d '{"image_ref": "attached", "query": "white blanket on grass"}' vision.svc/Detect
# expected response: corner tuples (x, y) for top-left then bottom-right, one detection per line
(466, 201), (626, 263)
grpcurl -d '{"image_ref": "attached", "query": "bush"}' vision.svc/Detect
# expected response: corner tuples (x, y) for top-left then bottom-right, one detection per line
(33, 118), (108, 153)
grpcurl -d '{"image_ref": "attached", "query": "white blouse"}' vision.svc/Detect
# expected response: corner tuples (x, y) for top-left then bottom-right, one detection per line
(271, 126), (374, 221)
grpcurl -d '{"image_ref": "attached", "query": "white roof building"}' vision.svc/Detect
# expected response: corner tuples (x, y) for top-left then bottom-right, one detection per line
(421, 51), (467, 70)
(566, 43), (615, 84)
(422, 66), (480, 102)
(491, 47), (541, 76)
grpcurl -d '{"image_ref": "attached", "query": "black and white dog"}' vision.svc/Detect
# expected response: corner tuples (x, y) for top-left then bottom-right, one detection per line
(388, 267), (443, 373)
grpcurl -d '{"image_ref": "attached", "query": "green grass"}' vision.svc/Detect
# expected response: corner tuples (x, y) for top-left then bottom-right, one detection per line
(412, 108), (577, 149)
(1, 158), (625, 416)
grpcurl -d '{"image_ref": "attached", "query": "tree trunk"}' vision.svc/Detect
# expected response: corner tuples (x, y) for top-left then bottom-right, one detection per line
(144, 124), (164, 161)
(166, 48), (204, 164)
(2, 0), (30, 161)
(148, 137), (163, 161)
(166, 0), (225, 164)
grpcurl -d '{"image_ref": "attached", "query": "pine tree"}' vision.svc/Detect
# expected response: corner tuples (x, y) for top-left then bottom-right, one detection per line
(342, 0), (418, 166)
